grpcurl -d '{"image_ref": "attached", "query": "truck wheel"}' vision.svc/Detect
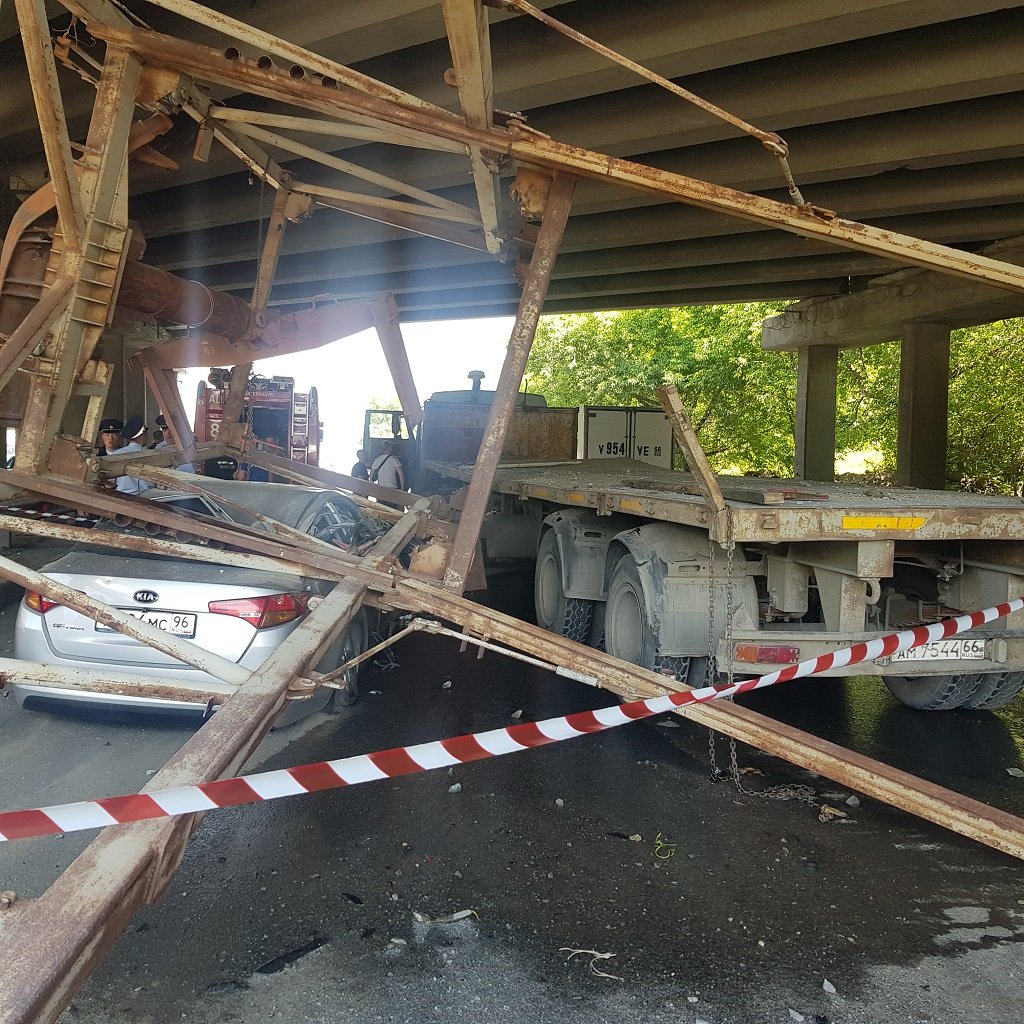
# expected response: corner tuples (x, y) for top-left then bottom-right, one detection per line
(959, 671), (1024, 711)
(883, 673), (982, 710)
(324, 610), (368, 709)
(534, 530), (593, 642)
(606, 555), (658, 669)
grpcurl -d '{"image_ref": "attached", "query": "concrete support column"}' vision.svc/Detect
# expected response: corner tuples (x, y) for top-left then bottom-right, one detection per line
(795, 346), (838, 482)
(897, 323), (950, 489)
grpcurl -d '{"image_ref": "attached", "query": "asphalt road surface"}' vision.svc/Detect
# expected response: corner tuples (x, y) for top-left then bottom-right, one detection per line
(1, 556), (1023, 1024)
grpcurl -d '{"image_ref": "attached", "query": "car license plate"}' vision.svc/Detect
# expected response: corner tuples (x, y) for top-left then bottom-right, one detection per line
(888, 637), (986, 663)
(97, 610), (197, 638)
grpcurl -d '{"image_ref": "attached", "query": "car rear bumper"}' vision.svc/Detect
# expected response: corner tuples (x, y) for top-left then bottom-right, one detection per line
(13, 684), (212, 720)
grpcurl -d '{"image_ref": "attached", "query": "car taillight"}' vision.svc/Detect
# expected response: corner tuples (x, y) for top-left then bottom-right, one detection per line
(208, 593), (308, 629)
(24, 590), (60, 613)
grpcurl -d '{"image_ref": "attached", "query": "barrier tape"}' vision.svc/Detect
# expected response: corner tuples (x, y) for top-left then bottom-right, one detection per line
(1, 598), (1020, 842)
(0, 503), (97, 526)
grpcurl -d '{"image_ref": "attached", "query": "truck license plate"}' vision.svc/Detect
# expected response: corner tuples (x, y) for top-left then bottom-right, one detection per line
(888, 637), (986, 663)
(97, 610), (198, 638)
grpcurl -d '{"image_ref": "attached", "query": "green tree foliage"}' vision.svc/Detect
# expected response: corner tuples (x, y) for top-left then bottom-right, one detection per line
(526, 304), (797, 473)
(947, 318), (1024, 492)
(526, 307), (1024, 490)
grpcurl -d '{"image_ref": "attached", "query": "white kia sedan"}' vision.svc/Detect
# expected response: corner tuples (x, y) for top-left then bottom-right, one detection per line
(13, 481), (386, 724)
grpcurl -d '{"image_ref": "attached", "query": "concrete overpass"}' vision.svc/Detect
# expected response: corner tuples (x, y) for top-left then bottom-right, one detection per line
(2, 0), (1022, 320)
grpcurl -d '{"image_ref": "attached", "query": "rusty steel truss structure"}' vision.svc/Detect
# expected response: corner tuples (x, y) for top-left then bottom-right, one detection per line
(3, 1), (1024, 1019)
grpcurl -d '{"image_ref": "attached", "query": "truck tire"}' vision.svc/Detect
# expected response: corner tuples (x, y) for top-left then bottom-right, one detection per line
(606, 555), (655, 668)
(605, 555), (691, 681)
(959, 671), (1024, 711)
(883, 673), (982, 711)
(534, 529), (593, 642)
(324, 610), (368, 709)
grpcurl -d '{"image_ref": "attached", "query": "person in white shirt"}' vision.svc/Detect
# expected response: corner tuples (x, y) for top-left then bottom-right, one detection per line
(153, 413), (196, 474)
(111, 415), (155, 494)
(370, 440), (406, 508)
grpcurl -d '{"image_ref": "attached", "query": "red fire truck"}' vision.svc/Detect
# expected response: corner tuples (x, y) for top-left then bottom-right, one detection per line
(194, 370), (321, 477)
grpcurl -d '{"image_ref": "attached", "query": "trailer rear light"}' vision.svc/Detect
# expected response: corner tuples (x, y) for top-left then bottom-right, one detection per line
(24, 590), (60, 614)
(208, 593), (309, 629)
(734, 642), (801, 665)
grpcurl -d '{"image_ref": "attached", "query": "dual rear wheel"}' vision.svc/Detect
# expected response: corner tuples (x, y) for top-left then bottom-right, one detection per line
(534, 530), (593, 643)
(536, 536), (1024, 711)
(884, 671), (1024, 711)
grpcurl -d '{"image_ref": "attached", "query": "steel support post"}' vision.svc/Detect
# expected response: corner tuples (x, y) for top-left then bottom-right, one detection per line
(443, 173), (576, 593)
(13, 0), (85, 253)
(17, 44), (140, 474)
(371, 293), (423, 429)
(219, 186), (292, 451)
(138, 361), (202, 466)
(441, 0), (503, 252)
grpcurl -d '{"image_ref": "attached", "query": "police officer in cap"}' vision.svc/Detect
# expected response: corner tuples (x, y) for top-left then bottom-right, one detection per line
(111, 415), (154, 494)
(152, 412), (197, 473)
(97, 417), (124, 457)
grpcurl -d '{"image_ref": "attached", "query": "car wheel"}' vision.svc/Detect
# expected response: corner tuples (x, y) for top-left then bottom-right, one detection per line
(324, 610), (368, 709)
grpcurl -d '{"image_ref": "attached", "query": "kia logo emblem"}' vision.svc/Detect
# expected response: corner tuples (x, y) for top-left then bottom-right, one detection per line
(133, 590), (159, 604)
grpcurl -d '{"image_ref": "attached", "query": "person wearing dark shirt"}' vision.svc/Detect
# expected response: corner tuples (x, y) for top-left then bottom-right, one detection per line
(96, 417), (124, 457)
(351, 449), (371, 481)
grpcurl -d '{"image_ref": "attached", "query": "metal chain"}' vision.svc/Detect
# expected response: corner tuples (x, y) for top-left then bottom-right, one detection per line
(706, 510), (825, 816)
(724, 509), (735, 689)
(704, 521), (717, 684)
(706, 511), (728, 778)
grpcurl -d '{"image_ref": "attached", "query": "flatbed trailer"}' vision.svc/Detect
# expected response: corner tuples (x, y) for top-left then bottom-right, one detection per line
(429, 455), (1024, 709)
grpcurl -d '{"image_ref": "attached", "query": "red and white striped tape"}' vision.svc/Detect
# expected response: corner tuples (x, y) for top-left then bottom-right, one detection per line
(1, 599), (1020, 842)
(0, 503), (96, 525)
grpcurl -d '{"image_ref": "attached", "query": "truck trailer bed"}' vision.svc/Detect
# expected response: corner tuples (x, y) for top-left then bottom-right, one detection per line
(427, 457), (1024, 543)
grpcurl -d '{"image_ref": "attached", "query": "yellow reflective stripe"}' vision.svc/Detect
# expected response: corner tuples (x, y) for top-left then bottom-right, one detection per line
(842, 515), (927, 531)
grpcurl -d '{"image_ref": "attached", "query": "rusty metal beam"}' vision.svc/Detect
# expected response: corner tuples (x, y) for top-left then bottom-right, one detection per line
(0, 657), (235, 706)
(293, 180), (480, 225)
(17, 43), (140, 474)
(228, 122), (479, 222)
(656, 384), (729, 542)
(0, 505), (426, 1024)
(0, 277), (73, 394)
(391, 576), (1024, 861)
(137, 362), (202, 466)
(244, 446), (416, 512)
(14, 0), (85, 254)
(0, 511), (346, 580)
(91, 24), (1024, 297)
(216, 184), (292, 452)
(312, 194), (490, 252)
(442, 0), (503, 252)
(443, 173), (576, 593)
(206, 105), (468, 153)
(370, 294), (423, 430)
(132, 0), (447, 113)
(133, 296), (377, 369)
(0, 468), (388, 587)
